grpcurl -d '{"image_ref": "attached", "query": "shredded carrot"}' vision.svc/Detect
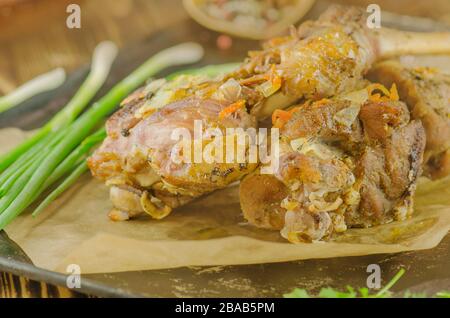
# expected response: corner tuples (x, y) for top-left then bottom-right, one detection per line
(265, 36), (290, 48)
(272, 110), (290, 128)
(370, 93), (382, 102)
(239, 74), (267, 86)
(273, 75), (282, 87)
(240, 64), (282, 92)
(267, 64), (281, 82)
(219, 100), (246, 119)
(312, 98), (331, 108)
(272, 109), (293, 128)
(267, 64), (276, 78)
(413, 66), (437, 75)
(367, 83), (390, 98)
(288, 107), (300, 114)
(389, 83), (399, 101)
(367, 83), (399, 102)
(271, 70), (282, 92)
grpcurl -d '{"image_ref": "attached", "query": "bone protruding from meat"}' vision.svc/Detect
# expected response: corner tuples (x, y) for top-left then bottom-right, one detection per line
(89, 5), (446, 224)
(376, 28), (450, 59)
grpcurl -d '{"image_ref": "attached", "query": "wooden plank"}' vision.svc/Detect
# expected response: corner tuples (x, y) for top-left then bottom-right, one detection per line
(0, 272), (89, 298)
(0, 0), (449, 298)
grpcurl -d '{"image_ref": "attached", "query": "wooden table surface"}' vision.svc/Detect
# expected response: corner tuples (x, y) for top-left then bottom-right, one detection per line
(0, 0), (449, 298)
(1, 0), (449, 92)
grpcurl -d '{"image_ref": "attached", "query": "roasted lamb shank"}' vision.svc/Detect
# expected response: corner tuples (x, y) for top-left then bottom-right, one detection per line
(368, 61), (450, 179)
(88, 5), (450, 221)
(240, 85), (427, 242)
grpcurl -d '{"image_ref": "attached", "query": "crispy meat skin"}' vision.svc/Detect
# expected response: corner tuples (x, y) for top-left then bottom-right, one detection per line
(90, 5), (447, 222)
(105, 87), (147, 139)
(89, 96), (257, 216)
(231, 4), (376, 116)
(89, 5), (381, 219)
(368, 61), (450, 179)
(240, 95), (426, 242)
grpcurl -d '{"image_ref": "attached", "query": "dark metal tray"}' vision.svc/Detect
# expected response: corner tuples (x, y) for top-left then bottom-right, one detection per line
(0, 8), (449, 297)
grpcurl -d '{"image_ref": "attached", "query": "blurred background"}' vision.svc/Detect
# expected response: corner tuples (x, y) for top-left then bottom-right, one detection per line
(0, 0), (449, 298)
(0, 0), (449, 97)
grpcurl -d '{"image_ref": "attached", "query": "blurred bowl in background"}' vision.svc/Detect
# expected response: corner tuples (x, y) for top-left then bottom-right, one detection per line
(183, 0), (316, 40)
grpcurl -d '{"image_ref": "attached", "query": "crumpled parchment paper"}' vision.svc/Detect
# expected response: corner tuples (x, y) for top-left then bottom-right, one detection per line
(1, 127), (449, 274)
(3, 55), (450, 274)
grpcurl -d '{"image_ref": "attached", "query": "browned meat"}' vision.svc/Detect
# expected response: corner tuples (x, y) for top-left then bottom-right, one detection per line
(240, 85), (426, 242)
(105, 87), (147, 139)
(89, 92), (257, 220)
(368, 61), (450, 179)
(239, 174), (289, 230)
(89, 5), (449, 222)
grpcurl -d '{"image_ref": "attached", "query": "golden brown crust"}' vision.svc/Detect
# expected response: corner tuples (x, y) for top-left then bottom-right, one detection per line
(240, 89), (426, 241)
(368, 60), (450, 179)
(239, 173), (289, 230)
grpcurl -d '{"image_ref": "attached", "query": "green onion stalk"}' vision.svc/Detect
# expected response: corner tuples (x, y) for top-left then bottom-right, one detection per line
(32, 161), (89, 217)
(31, 62), (241, 217)
(0, 134), (52, 190)
(166, 62), (239, 80)
(0, 68), (66, 114)
(0, 41), (118, 173)
(31, 128), (107, 216)
(0, 132), (63, 197)
(0, 42), (205, 229)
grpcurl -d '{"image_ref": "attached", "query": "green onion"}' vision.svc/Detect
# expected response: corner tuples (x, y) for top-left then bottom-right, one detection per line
(0, 158), (34, 197)
(0, 129), (50, 173)
(0, 127), (69, 195)
(374, 268), (406, 298)
(0, 148), (50, 213)
(284, 268), (410, 298)
(0, 54), (235, 223)
(0, 134), (52, 189)
(166, 62), (239, 80)
(47, 42), (118, 128)
(0, 68), (66, 114)
(32, 160), (89, 216)
(0, 42), (204, 229)
(30, 62), (241, 216)
(44, 128), (106, 188)
(0, 41), (118, 173)
(30, 128), (106, 216)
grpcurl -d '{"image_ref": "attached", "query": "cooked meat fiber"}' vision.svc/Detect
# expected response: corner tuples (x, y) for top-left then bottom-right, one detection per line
(240, 86), (426, 242)
(89, 5), (449, 221)
(368, 61), (450, 179)
(89, 89), (257, 220)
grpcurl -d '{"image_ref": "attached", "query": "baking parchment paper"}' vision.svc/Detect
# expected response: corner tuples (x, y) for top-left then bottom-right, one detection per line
(1, 126), (449, 274)
(2, 55), (449, 274)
